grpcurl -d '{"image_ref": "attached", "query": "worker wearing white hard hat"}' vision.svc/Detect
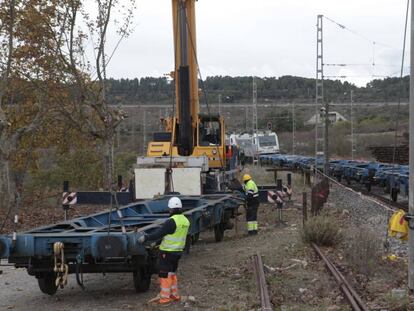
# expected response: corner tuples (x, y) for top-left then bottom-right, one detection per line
(138, 197), (190, 305)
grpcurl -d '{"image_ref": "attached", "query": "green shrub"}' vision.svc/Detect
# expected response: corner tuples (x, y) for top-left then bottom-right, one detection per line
(301, 215), (342, 246)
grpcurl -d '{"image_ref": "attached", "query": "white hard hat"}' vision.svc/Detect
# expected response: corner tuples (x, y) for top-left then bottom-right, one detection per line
(168, 197), (182, 209)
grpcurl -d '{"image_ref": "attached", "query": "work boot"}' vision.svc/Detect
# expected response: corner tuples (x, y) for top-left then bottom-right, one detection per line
(159, 277), (172, 305)
(170, 273), (181, 301)
(147, 295), (171, 306)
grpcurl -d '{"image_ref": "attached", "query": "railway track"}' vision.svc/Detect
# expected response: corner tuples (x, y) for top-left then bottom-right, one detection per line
(312, 243), (369, 311)
(358, 188), (408, 211)
(334, 178), (408, 212)
(252, 253), (273, 311)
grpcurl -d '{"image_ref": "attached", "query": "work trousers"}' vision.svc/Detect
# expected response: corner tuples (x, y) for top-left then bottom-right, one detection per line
(158, 251), (182, 278)
(246, 202), (259, 234)
(158, 251), (182, 303)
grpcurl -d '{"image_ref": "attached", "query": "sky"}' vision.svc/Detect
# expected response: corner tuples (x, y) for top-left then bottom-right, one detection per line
(103, 0), (410, 86)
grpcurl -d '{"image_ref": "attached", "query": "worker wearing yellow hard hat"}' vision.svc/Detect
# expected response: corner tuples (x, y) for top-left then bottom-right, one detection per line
(242, 174), (260, 235)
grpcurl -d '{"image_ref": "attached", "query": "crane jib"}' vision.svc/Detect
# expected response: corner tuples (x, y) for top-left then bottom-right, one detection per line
(178, 65), (192, 156)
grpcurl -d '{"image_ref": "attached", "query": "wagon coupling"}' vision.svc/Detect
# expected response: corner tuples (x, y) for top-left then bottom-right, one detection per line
(53, 242), (68, 289)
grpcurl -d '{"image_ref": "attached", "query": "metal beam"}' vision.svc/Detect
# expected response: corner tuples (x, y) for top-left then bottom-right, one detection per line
(408, 0), (414, 290)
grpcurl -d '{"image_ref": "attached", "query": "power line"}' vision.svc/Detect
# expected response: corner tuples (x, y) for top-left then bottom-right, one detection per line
(324, 63), (408, 68)
(324, 75), (395, 79)
(323, 15), (398, 50)
(322, 15), (405, 81)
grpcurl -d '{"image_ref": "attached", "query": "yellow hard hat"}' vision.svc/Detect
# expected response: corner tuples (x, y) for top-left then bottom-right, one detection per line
(243, 174), (252, 182)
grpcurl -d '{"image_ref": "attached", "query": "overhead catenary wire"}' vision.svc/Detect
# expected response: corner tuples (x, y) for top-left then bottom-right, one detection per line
(324, 63), (408, 68)
(323, 15), (398, 50)
(391, 0), (410, 174)
(183, 4), (225, 169)
(324, 75), (392, 78)
(322, 14), (404, 81)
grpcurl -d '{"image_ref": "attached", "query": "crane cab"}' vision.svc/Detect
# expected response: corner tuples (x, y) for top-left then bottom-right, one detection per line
(147, 114), (226, 170)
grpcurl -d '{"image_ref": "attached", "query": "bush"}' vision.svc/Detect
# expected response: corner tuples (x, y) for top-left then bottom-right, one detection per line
(29, 148), (104, 192)
(345, 229), (382, 276)
(301, 215), (342, 246)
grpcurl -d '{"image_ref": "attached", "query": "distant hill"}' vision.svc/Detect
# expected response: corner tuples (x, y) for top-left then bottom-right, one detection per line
(106, 75), (409, 105)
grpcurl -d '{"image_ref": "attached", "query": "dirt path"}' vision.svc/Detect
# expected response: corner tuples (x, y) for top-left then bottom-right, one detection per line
(0, 196), (347, 311)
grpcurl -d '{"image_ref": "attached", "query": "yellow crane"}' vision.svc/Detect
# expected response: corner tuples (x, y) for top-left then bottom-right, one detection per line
(146, 0), (226, 169)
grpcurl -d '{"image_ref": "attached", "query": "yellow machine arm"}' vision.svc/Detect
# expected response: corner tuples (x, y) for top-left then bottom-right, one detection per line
(172, 0), (199, 130)
(147, 0), (226, 169)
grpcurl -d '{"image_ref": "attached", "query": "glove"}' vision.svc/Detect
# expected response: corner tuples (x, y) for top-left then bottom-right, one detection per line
(138, 233), (146, 244)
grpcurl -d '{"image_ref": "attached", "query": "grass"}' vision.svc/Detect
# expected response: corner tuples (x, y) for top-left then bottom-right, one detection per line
(345, 229), (382, 276)
(301, 214), (342, 246)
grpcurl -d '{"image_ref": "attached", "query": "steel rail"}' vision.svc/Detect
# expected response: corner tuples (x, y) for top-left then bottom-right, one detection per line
(338, 179), (408, 211)
(356, 187), (407, 211)
(252, 253), (273, 311)
(315, 166), (406, 213)
(312, 243), (369, 311)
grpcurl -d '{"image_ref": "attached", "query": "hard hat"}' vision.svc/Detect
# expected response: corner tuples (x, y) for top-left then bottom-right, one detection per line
(243, 174), (252, 182)
(168, 196), (182, 209)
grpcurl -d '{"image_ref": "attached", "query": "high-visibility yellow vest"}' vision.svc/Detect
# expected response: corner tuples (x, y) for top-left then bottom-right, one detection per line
(159, 214), (190, 252)
(244, 179), (259, 197)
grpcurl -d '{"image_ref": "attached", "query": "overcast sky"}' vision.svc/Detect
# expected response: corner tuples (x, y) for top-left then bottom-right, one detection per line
(104, 0), (410, 86)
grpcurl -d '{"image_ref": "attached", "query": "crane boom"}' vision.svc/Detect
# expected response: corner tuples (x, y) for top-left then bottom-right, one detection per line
(135, 0), (240, 197)
(147, 0), (226, 170)
(172, 0), (199, 156)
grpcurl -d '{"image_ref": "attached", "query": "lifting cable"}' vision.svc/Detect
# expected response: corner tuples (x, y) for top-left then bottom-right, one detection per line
(164, 4), (182, 195)
(106, 143), (126, 235)
(183, 5), (225, 170)
(107, 181), (127, 235)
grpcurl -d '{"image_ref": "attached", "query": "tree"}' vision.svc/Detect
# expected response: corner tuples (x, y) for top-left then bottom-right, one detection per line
(0, 0), (137, 220)
(0, 0), (47, 211)
(35, 0), (136, 190)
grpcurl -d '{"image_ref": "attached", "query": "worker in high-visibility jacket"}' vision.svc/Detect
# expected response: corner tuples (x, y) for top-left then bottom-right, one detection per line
(242, 174), (260, 235)
(138, 196), (190, 305)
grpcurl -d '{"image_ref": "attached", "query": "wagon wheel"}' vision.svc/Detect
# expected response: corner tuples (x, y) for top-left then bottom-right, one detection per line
(391, 188), (398, 202)
(214, 223), (225, 242)
(192, 233), (200, 245)
(184, 235), (192, 254)
(384, 182), (391, 194)
(133, 267), (151, 293)
(37, 272), (58, 295)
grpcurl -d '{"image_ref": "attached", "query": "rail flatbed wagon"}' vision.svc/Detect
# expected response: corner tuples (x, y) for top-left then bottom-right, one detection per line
(0, 194), (242, 295)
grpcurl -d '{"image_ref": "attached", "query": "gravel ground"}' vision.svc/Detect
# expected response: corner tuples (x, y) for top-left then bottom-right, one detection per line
(1, 169), (412, 310)
(0, 199), (347, 311)
(327, 182), (408, 257)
